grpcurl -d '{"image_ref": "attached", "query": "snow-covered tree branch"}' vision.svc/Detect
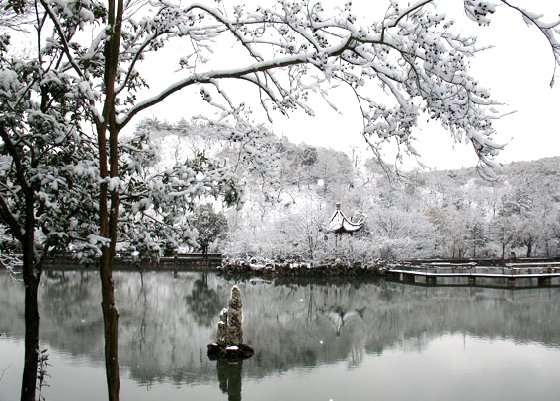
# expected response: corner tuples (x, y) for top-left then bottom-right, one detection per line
(27, 0), (556, 179)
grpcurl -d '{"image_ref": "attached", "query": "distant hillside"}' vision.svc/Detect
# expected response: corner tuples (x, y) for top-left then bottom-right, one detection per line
(140, 118), (560, 262)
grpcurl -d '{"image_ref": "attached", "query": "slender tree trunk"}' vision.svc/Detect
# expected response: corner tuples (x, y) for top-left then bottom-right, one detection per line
(97, 108), (120, 401)
(526, 243), (532, 258)
(97, 1), (124, 399)
(20, 201), (41, 401)
(21, 272), (40, 401)
(99, 247), (120, 401)
(97, 126), (121, 401)
(102, 126), (122, 401)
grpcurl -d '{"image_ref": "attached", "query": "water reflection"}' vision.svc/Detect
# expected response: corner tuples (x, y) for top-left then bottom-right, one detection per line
(1, 270), (560, 400)
(185, 274), (223, 327)
(216, 359), (243, 401)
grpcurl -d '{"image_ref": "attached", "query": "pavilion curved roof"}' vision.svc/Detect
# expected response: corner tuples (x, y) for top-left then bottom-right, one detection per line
(328, 208), (365, 234)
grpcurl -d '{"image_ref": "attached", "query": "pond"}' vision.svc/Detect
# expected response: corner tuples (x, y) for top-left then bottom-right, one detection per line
(1, 270), (560, 401)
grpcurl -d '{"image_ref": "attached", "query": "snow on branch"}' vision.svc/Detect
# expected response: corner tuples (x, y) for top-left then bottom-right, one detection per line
(498, 0), (560, 87)
(30, 0), (560, 175)
(0, 251), (22, 281)
(464, 0), (496, 26)
(114, 1), (507, 173)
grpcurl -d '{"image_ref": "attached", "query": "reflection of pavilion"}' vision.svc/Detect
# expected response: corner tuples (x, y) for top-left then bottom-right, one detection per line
(322, 306), (365, 336)
(328, 203), (366, 235)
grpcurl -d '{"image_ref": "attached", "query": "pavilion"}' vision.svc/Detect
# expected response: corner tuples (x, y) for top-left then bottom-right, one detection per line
(327, 202), (366, 234)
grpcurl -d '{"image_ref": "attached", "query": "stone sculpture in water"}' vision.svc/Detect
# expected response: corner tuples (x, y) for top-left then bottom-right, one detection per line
(208, 285), (254, 359)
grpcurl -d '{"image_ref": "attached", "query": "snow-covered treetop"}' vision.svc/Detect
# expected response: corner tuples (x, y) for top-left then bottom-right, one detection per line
(5, 0), (560, 178)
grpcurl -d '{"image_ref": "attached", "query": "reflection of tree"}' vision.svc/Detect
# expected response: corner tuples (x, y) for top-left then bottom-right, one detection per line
(42, 271), (95, 321)
(216, 359), (243, 401)
(40, 271), (104, 354)
(306, 289), (317, 326)
(185, 277), (223, 327)
(3, 272), (560, 389)
(0, 364), (7, 382)
(348, 344), (364, 368)
(131, 272), (148, 354)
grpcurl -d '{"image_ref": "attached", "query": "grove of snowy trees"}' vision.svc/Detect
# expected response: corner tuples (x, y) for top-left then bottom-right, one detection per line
(1, 0), (559, 400)
(137, 119), (560, 264)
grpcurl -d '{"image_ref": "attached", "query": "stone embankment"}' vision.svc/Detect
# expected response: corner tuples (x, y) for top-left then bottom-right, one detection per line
(219, 258), (386, 277)
(218, 257), (560, 279)
(42, 253), (222, 270)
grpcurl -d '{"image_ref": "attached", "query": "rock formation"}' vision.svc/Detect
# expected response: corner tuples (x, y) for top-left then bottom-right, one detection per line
(226, 286), (243, 345)
(216, 307), (228, 345)
(207, 285), (254, 360)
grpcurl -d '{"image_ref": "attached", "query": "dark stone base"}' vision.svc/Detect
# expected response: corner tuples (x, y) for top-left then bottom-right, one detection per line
(207, 343), (255, 360)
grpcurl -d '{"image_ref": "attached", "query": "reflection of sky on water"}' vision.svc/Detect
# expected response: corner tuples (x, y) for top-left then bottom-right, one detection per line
(1, 271), (560, 400)
(3, 333), (560, 401)
(239, 335), (560, 401)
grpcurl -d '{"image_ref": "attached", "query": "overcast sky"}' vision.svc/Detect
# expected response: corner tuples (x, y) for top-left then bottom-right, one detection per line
(132, 0), (560, 170)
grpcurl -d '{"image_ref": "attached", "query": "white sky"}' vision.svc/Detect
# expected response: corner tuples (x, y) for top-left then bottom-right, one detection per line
(129, 0), (560, 170)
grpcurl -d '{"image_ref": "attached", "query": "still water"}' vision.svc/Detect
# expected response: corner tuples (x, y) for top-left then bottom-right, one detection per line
(1, 270), (560, 401)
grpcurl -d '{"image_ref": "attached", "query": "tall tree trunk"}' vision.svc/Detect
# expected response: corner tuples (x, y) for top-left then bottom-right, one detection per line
(0, 125), (42, 401)
(101, 126), (122, 401)
(99, 247), (120, 401)
(20, 203), (41, 401)
(97, 107), (119, 401)
(97, 126), (121, 401)
(97, 1), (124, 399)
(20, 272), (40, 401)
